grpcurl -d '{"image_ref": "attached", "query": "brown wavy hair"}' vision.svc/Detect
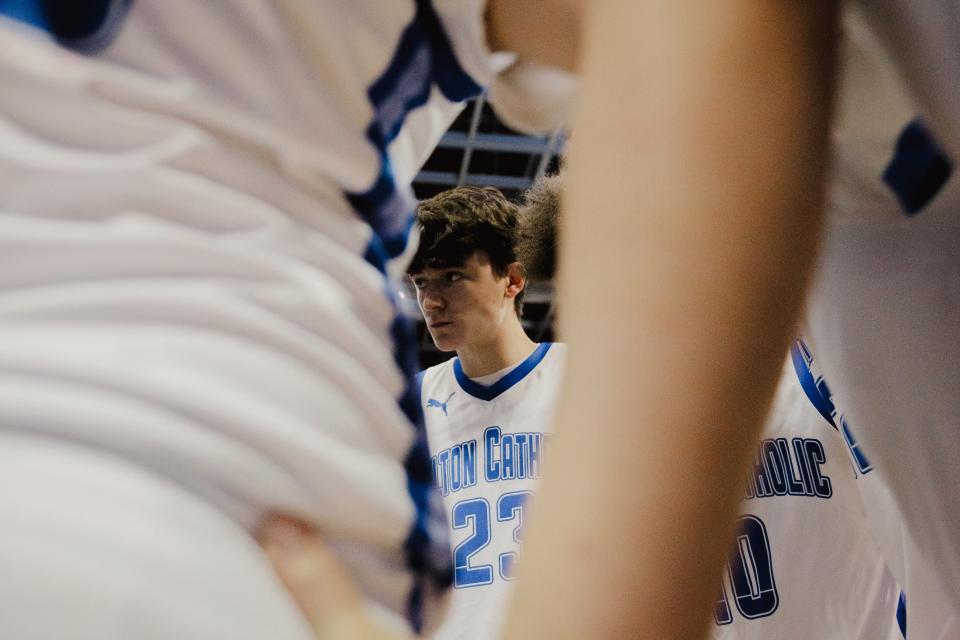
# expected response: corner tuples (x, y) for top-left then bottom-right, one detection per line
(517, 173), (562, 283)
(409, 186), (524, 315)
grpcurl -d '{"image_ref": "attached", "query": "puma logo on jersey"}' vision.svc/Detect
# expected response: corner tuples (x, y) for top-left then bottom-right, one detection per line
(426, 392), (455, 416)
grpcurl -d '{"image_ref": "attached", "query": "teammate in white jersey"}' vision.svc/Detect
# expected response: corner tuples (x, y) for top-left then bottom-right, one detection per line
(407, 186), (565, 640)
(713, 357), (902, 640)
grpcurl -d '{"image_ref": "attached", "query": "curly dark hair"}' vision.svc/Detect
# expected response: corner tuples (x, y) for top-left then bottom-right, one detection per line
(517, 173), (562, 283)
(409, 186), (525, 315)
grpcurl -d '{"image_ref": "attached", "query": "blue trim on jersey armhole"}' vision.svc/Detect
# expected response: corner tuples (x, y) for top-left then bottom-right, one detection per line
(393, 303), (453, 633)
(897, 591), (907, 638)
(416, 0), (484, 102)
(0, 0), (133, 54)
(349, 5), (484, 627)
(414, 369), (426, 401)
(454, 343), (553, 401)
(347, 0), (483, 261)
(883, 119), (953, 216)
(789, 342), (838, 430)
(0, 0), (49, 29)
(347, 2), (486, 629)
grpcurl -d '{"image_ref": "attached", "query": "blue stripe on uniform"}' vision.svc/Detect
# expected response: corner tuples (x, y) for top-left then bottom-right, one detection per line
(897, 591), (907, 638)
(349, 1), (483, 630)
(454, 343), (553, 401)
(883, 119), (953, 216)
(394, 290), (454, 632)
(416, 0), (484, 102)
(0, 0), (49, 29)
(347, 0), (483, 261)
(789, 341), (838, 430)
(0, 0), (133, 54)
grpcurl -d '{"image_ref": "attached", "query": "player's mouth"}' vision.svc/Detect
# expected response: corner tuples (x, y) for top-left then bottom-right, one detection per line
(428, 320), (453, 329)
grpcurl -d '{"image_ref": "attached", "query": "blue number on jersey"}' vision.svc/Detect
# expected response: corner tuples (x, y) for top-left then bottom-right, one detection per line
(451, 498), (493, 588)
(497, 490), (532, 580)
(727, 515), (779, 619)
(715, 514), (780, 624)
(449, 491), (533, 587)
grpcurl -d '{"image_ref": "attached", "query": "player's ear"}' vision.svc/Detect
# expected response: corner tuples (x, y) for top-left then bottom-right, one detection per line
(504, 261), (526, 299)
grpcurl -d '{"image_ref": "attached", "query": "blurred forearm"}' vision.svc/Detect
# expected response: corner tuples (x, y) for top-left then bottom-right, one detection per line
(503, 2), (839, 638)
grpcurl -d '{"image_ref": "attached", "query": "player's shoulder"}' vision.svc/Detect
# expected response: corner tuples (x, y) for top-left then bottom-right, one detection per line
(417, 357), (458, 397)
(545, 341), (567, 359)
(540, 342), (567, 371)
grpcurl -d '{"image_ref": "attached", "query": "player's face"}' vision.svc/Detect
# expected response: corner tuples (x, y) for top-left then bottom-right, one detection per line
(410, 252), (513, 352)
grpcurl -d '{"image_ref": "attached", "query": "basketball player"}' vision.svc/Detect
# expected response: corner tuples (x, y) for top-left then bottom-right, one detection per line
(715, 357), (903, 640)
(409, 186), (565, 640)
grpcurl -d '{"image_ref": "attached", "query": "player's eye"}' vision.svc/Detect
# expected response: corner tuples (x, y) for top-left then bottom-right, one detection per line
(446, 271), (463, 282)
(411, 277), (427, 289)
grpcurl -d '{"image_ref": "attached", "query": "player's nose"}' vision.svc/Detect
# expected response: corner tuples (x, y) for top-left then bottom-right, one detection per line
(420, 286), (444, 312)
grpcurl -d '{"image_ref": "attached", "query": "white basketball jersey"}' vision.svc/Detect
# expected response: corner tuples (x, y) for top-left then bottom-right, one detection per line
(419, 343), (566, 640)
(710, 356), (901, 640)
(0, 1), (571, 635)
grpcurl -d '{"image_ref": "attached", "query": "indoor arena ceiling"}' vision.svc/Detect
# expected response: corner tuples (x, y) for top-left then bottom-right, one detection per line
(409, 95), (563, 368)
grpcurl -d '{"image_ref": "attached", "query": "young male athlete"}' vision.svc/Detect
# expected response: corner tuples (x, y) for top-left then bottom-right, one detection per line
(409, 186), (566, 640)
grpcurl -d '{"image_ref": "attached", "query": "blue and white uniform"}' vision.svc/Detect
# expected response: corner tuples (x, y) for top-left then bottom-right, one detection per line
(711, 357), (901, 640)
(419, 343), (566, 640)
(0, 2), (571, 637)
(802, 2), (960, 611)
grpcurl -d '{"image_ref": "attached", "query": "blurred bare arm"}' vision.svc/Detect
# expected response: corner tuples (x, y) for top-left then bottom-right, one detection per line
(496, 2), (839, 638)
(261, 518), (407, 639)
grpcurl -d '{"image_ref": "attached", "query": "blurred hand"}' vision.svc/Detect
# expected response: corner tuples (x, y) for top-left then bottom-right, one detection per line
(259, 516), (411, 640)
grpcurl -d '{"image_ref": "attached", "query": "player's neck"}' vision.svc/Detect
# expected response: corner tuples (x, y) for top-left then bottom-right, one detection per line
(457, 317), (536, 379)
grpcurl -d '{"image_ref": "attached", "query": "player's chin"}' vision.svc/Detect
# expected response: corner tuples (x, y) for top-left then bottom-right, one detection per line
(429, 329), (460, 352)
